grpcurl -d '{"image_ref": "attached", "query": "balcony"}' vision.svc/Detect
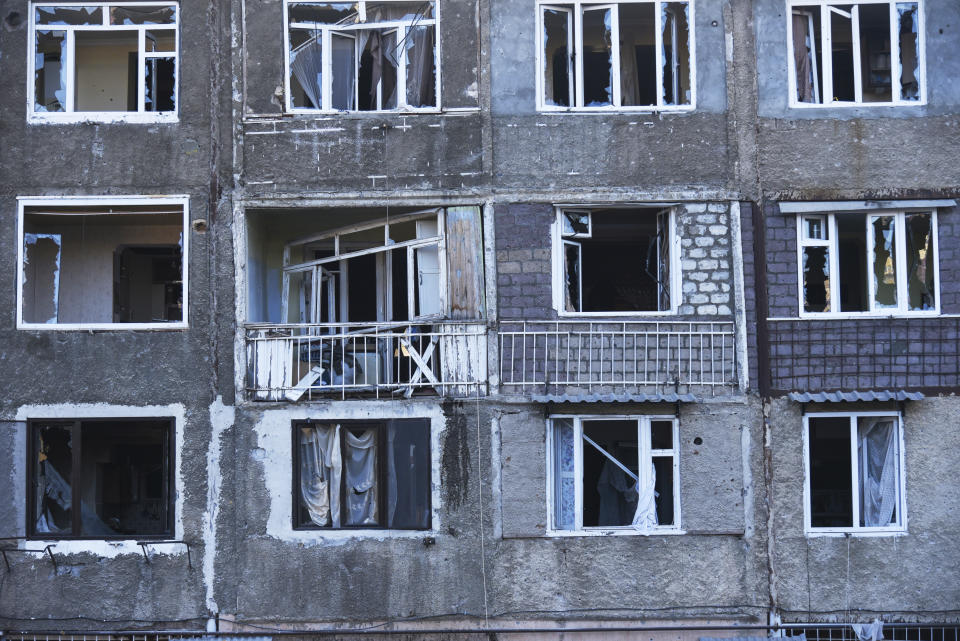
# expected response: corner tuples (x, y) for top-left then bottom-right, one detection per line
(768, 317), (960, 394)
(245, 322), (488, 401)
(498, 321), (738, 396)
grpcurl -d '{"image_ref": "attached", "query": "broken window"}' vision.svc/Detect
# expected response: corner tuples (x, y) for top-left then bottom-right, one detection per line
(294, 419), (431, 529)
(18, 199), (188, 329)
(798, 210), (937, 315)
(550, 416), (678, 531)
(285, 1), (437, 112)
(789, 1), (924, 106)
(29, 418), (173, 538)
(30, 3), (178, 120)
(806, 413), (903, 532)
(539, 0), (692, 110)
(557, 207), (675, 314)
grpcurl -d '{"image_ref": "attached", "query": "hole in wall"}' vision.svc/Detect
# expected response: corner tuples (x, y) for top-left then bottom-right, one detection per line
(693, 437), (703, 445)
(4, 11), (23, 29)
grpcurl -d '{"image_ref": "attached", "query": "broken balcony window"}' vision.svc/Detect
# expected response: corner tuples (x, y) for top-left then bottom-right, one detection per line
(19, 202), (187, 328)
(798, 210), (937, 314)
(540, 1), (692, 110)
(558, 207), (674, 313)
(550, 416), (678, 531)
(294, 420), (431, 529)
(30, 418), (173, 538)
(286, 0), (438, 112)
(30, 3), (179, 118)
(789, 1), (923, 106)
(807, 414), (902, 531)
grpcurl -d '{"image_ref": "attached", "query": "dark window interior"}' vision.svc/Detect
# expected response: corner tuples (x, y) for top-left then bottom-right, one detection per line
(582, 420), (638, 527)
(30, 419), (172, 538)
(837, 216), (868, 312)
(113, 245), (183, 322)
(808, 416), (853, 528)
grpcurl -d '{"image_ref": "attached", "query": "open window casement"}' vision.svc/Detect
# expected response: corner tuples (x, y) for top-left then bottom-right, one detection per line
(29, 2), (179, 123)
(538, 0), (693, 111)
(17, 198), (189, 330)
(285, 0), (438, 113)
(804, 413), (905, 534)
(798, 209), (939, 316)
(787, 1), (925, 107)
(556, 206), (677, 315)
(549, 416), (680, 533)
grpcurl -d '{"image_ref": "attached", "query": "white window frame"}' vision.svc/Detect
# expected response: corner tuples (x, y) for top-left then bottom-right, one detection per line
(795, 209), (940, 318)
(802, 411), (907, 536)
(535, 0), (696, 112)
(786, 0), (927, 108)
(16, 195), (190, 331)
(27, 2), (179, 123)
(546, 414), (681, 535)
(283, 0), (441, 114)
(552, 206), (681, 316)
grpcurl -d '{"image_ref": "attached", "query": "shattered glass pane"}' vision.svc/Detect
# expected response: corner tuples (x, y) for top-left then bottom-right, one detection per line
(804, 216), (827, 240)
(289, 30), (323, 109)
(564, 241), (581, 312)
(562, 212), (590, 236)
(803, 246), (830, 313)
(871, 215), (898, 309)
(34, 30), (67, 112)
(553, 418), (576, 530)
(662, 2), (691, 105)
(543, 8), (572, 107)
(405, 24), (436, 108)
(858, 3), (891, 103)
(906, 213), (935, 311)
(287, 271), (314, 324)
(581, 7), (612, 106)
(288, 2), (357, 25)
(145, 57), (176, 112)
(146, 30), (176, 52)
(897, 3), (920, 101)
(33, 424), (73, 535)
(35, 5), (102, 25)
(110, 5), (176, 25)
(365, 1), (435, 22)
(619, 2), (656, 107)
(23, 233), (62, 324)
(829, 5), (855, 102)
(792, 7), (822, 103)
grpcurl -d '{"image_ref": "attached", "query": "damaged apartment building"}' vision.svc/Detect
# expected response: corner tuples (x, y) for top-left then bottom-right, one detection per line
(0, 0), (959, 639)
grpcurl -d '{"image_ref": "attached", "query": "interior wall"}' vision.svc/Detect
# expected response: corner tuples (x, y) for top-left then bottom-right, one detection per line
(75, 38), (138, 111)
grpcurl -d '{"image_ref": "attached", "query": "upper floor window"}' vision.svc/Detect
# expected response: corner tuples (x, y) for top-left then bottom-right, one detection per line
(30, 2), (179, 122)
(788, 1), (924, 107)
(804, 412), (905, 534)
(554, 207), (677, 315)
(798, 209), (938, 316)
(284, 1), (438, 113)
(17, 196), (189, 330)
(537, 0), (694, 111)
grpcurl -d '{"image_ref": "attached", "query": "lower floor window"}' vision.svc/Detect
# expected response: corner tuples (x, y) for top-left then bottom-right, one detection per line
(294, 419), (431, 530)
(29, 418), (173, 538)
(805, 413), (904, 532)
(550, 415), (679, 531)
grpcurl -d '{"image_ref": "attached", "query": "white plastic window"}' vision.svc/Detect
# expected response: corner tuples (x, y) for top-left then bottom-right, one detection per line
(549, 415), (680, 533)
(787, 1), (925, 107)
(797, 210), (938, 316)
(804, 412), (905, 534)
(538, 0), (694, 111)
(29, 2), (178, 122)
(284, 1), (438, 112)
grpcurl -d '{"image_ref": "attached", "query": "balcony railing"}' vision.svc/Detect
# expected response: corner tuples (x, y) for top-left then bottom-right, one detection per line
(498, 321), (737, 394)
(245, 322), (487, 401)
(768, 317), (960, 393)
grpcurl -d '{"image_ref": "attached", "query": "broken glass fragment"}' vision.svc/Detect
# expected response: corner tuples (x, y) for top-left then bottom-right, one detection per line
(405, 24), (436, 108)
(34, 30), (67, 112)
(582, 6), (612, 106)
(906, 212), (935, 310)
(145, 57), (176, 112)
(803, 246), (830, 313)
(543, 8), (572, 107)
(662, 2), (691, 105)
(35, 5), (102, 25)
(110, 5), (176, 25)
(871, 215), (898, 308)
(897, 3), (921, 101)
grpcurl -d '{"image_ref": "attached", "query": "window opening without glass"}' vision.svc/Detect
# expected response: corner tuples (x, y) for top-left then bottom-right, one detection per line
(30, 2), (178, 121)
(294, 419), (431, 529)
(805, 413), (904, 533)
(17, 198), (189, 330)
(549, 416), (679, 532)
(285, 1), (438, 112)
(28, 418), (174, 539)
(556, 207), (675, 314)
(788, 1), (923, 106)
(538, 0), (693, 110)
(798, 210), (937, 315)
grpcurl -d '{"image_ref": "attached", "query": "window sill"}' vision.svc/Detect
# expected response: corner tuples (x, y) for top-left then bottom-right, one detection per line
(538, 105), (696, 114)
(556, 310), (679, 318)
(18, 322), (188, 331)
(28, 113), (179, 125)
(788, 101), (926, 109)
(284, 108), (445, 116)
(805, 528), (907, 538)
(546, 527), (685, 537)
(778, 312), (942, 321)
(15, 538), (182, 558)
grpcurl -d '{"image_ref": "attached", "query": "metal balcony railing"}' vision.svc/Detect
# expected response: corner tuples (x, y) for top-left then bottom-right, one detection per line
(245, 321), (487, 401)
(498, 321), (737, 394)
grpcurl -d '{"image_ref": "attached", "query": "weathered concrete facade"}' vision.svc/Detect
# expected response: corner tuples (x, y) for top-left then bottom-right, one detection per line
(0, 0), (957, 637)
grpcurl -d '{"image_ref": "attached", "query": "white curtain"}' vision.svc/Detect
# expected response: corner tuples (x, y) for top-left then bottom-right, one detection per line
(858, 419), (898, 527)
(405, 25), (435, 107)
(344, 429), (378, 525)
(619, 30), (640, 106)
(299, 424), (342, 527)
(331, 34), (356, 110)
(290, 37), (324, 109)
(632, 461), (658, 529)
